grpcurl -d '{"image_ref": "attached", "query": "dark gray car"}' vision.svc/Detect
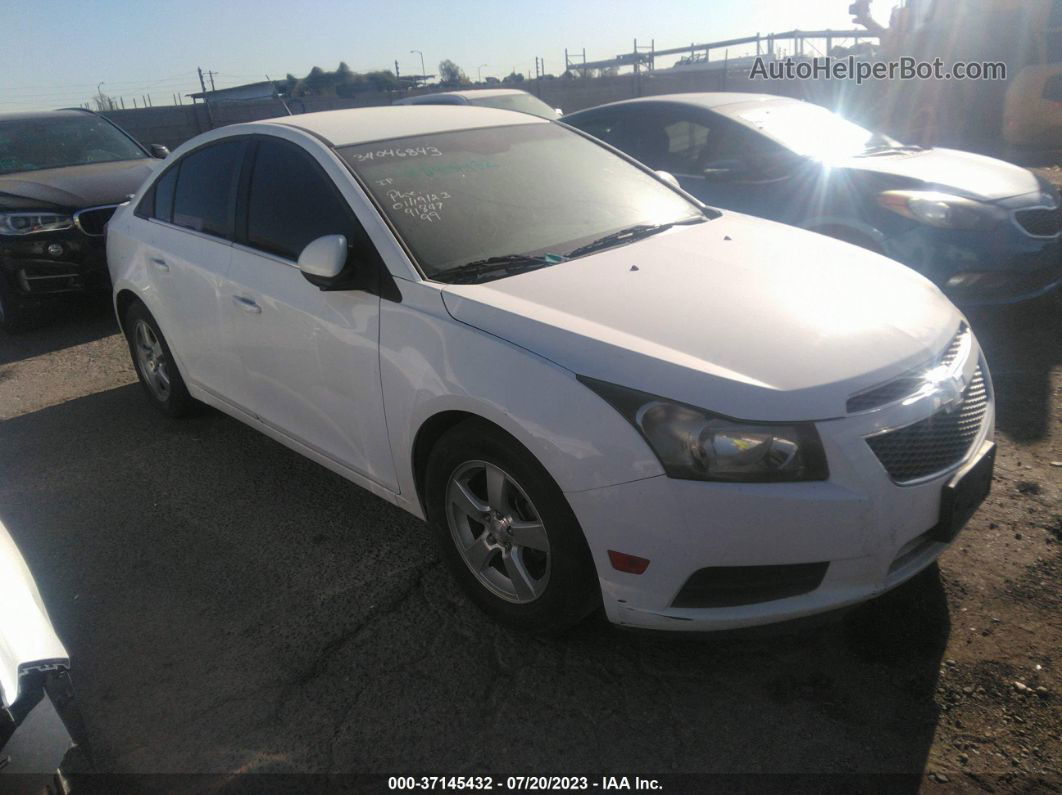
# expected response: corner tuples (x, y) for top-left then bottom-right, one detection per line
(0, 109), (168, 331)
(563, 93), (1062, 306)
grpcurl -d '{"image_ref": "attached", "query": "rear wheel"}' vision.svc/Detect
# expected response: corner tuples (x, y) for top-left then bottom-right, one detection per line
(123, 301), (199, 417)
(425, 420), (599, 634)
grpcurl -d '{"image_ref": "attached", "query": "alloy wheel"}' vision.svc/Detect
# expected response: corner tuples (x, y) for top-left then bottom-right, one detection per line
(445, 460), (551, 603)
(133, 319), (171, 402)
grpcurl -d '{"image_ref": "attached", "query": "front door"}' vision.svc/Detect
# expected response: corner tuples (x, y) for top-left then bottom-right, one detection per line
(222, 137), (397, 491)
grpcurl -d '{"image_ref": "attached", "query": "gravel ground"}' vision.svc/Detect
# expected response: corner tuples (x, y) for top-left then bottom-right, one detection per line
(0, 292), (1058, 789)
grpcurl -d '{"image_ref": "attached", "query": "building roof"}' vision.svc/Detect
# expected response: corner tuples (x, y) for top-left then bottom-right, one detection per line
(258, 105), (546, 147)
(187, 81), (278, 101)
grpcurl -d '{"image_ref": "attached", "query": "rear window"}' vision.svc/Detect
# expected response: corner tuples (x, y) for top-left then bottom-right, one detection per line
(171, 141), (244, 238)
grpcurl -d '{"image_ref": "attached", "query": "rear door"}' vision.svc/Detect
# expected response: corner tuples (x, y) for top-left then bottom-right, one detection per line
(223, 136), (397, 490)
(135, 139), (245, 396)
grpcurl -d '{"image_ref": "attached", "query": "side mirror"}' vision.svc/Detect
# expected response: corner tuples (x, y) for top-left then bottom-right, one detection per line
(655, 170), (681, 189)
(298, 234), (348, 287)
(149, 144), (170, 159)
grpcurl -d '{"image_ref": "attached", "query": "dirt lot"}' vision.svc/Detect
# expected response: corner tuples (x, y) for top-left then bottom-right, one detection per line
(0, 289), (1058, 790)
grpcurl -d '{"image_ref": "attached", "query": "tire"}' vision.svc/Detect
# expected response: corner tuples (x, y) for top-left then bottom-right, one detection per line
(425, 419), (599, 634)
(123, 300), (199, 418)
(0, 274), (30, 333)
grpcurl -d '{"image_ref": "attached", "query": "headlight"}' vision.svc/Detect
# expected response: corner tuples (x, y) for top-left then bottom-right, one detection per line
(578, 376), (828, 482)
(0, 212), (73, 236)
(877, 190), (1002, 229)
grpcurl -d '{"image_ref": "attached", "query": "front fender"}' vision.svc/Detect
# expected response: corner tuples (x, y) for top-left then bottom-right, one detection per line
(380, 281), (663, 518)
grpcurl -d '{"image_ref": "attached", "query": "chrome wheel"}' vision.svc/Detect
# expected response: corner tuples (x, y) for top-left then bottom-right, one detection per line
(446, 460), (551, 604)
(133, 319), (171, 402)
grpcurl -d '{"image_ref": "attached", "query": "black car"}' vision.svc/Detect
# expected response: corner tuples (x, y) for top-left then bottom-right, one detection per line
(0, 109), (167, 331)
(562, 93), (1062, 306)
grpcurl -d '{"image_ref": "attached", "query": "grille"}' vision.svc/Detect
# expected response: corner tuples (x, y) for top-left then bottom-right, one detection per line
(846, 324), (969, 414)
(866, 365), (988, 483)
(1014, 207), (1062, 238)
(73, 205), (118, 237)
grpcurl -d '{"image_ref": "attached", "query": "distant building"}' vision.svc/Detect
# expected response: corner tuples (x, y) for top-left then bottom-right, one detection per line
(188, 81), (281, 103)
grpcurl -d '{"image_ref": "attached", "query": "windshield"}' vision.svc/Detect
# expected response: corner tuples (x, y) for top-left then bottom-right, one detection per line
(340, 123), (703, 279)
(467, 93), (559, 119)
(732, 102), (901, 160)
(0, 115), (147, 176)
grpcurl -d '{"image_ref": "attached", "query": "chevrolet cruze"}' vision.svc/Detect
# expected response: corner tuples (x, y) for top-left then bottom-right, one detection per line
(107, 106), (995, 633)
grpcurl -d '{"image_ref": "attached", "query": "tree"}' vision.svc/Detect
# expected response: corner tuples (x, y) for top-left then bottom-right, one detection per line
(438, 59), (469, 85)
(91, 90), (115, 111)
(502, 71), (525, 83)
(304, 66), (329, 93)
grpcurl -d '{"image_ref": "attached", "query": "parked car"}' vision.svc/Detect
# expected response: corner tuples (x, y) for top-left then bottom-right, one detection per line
(1, 516), (90, 782)
(107, 106), (995, 633)
(0, 108), (168, 331)
(562, 93), (1062, 306)
(394, 88), (561, 119)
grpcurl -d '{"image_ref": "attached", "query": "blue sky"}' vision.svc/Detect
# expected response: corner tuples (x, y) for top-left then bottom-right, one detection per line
(2, 0), (881, 111)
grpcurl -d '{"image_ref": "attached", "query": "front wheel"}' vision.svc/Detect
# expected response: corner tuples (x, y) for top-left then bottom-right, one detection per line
(425, 420), (599, 634)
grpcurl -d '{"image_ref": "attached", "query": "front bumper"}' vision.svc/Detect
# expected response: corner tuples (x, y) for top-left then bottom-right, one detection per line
(880, 206), (1062, 307)
(567, 351), (995, 631)
(0, 230), (111, 302)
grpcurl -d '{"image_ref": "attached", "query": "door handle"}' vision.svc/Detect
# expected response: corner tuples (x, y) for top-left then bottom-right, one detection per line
(150, 256), (169, 273)
(232, 294), (262, 314)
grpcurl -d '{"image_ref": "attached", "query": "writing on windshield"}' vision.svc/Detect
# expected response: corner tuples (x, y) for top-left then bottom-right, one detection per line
(341, 123), (699, 278)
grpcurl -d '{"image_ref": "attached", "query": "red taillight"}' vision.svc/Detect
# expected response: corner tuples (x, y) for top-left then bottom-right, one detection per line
(608, 550), (650, 574)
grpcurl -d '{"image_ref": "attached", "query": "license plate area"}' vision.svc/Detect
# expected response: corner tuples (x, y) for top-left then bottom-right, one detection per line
(929, 442), (995, 543)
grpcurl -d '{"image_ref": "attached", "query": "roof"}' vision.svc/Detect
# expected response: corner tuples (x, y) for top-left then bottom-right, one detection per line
(0, 108), (96, 123)
(432, 88), (532, 100)
(564, 92), (795, 116)
(260, 105), (546, 146)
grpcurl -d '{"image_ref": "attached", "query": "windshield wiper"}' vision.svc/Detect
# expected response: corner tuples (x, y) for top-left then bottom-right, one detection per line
(567, 216), (707, 259)
(435, 253), (566, 285)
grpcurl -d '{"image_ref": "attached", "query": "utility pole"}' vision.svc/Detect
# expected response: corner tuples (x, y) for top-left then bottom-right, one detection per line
(208, 70), (217, 91)
(395, 60), (400, 80)
(197, 66), (216, 128)
(410, 50), (425, 85)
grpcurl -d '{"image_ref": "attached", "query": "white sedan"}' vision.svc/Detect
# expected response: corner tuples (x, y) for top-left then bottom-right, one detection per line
(106, 106), (995, 633)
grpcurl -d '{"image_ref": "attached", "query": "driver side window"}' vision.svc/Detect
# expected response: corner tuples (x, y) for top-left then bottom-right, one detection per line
(244, 139), (361, 261)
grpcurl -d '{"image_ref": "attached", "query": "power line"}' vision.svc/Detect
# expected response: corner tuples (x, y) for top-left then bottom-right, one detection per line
(3, 71), (198, 92)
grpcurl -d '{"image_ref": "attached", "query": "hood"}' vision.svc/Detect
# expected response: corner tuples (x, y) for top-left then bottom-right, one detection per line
(835, 147), (1040, 201)
(0, 158), (155, 210)
(441, 213), (962, 421)
(0, 517), (68, 709)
